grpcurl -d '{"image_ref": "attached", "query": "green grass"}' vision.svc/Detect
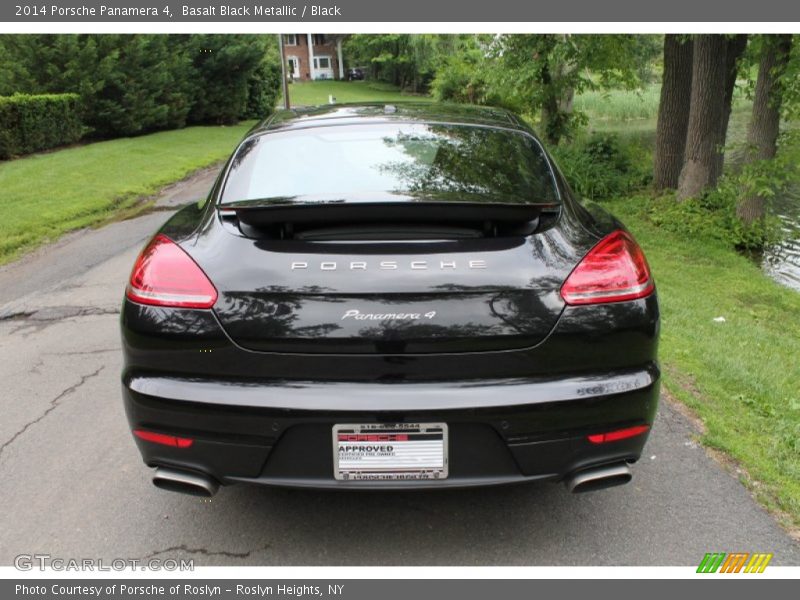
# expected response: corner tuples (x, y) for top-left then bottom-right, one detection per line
(606, 195), (800, 529)
(575, 83), (752, 125)
(575, 85), (662, 122)
(578, 85), (753, 148)
(585, 100), (800, 529)
(0, 123), (253, 265)
(283, 80), (434, 107)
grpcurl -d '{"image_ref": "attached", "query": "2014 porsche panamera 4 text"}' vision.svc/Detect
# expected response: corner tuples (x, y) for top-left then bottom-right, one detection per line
(120, 103), (659, 496)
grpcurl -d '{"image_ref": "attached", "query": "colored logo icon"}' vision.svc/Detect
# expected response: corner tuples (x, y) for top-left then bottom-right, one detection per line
(697, 552), (773, 573)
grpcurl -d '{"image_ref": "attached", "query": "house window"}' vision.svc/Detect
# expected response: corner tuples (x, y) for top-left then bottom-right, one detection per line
(312, 34), (326, 46)
(314, 56), (331, 70)
(284, 34), (297, 46)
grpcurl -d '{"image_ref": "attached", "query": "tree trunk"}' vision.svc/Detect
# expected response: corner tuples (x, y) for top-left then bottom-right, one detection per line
(654, 35), (694, 190)
(554, 39), (576, 118)
(677, 35), (729, 201)
(539, 60), (562, 145)
(737, 34), (793, 224)
(746, 34), (792, 161)
(558, 86), (575, 115)
(735, 196), (767, 225)
(712, 34), (748, 181)
(540, 91), (563, 145)
(538, 37), (576, 146)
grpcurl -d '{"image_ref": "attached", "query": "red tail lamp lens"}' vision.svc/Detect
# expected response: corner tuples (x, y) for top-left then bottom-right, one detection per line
(587, 425), (650, 444)
(133, 429), (194, 448)
(126, 234), (217, 309)
(561, 230), (654, 305)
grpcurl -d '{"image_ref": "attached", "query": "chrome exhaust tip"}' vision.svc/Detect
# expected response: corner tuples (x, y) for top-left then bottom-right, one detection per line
(152, 467), (219, 497)
(566, 463), (632, 494)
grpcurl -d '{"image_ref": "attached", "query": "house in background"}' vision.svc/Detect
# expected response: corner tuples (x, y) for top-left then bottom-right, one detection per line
(282, 34), (347, 81)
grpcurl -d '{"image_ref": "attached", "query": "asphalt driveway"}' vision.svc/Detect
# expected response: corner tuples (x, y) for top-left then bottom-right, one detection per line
(0, 167), (797, 566)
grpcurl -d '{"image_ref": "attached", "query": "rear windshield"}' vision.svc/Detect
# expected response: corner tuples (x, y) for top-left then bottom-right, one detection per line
(220, 123), (558, 204)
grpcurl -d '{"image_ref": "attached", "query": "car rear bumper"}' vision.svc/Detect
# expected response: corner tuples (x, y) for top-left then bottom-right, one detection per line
(123, 363), (659, 490)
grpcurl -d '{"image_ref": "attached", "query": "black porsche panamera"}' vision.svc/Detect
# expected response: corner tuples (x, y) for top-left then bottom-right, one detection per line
(121, 103), (659, 496)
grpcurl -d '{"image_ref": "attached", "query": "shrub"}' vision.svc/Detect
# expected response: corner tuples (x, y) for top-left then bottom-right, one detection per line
(186, 35), (273, 125)
(0, 93), (84, 159)
(644, 191), (782, 252)
(88, 35), (194, 137)
(431, 59), (489, 104)
(241, 57), (282, 120)
(551, 133), (652, 200)
(0, 35), (192, 138)
(646, 132), (800, 251)
(431, 53), (506, 108)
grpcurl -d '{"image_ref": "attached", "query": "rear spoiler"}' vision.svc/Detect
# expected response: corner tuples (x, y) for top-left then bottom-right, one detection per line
(221, 200), (560, 228)
(219, 196), (561, 240)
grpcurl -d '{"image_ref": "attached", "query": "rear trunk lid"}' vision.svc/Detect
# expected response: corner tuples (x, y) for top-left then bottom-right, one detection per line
(204, 200), (575, 354)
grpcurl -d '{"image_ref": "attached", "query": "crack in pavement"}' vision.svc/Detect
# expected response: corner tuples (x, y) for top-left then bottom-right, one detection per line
(0, 306), (120, 322)
(0, 365), (105, 461)
(139, 542), (272, 561)
(0, 310), (35, 321)
(2, 306), (120, 336)
(43, 348), (119, 357)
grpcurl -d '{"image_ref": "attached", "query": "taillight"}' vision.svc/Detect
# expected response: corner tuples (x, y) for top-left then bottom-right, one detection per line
(587, 424), (650, 444)
(560, 230), (654, 305)
(126, 234), (217, 309)
(133, 429), (194, 448)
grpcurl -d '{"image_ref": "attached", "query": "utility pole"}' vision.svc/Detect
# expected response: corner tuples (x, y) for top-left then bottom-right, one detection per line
(278, 34), (290, 109)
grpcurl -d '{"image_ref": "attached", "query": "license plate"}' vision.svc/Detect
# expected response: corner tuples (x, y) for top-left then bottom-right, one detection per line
(333, 423), (448, 481)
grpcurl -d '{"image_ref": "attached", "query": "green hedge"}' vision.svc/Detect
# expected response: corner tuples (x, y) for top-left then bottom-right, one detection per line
(0, 35), (281, 140)
(0, 93), (84, 159)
